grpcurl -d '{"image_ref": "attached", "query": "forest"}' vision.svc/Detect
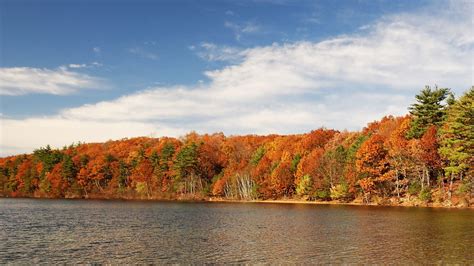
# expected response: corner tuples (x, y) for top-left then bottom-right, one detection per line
(1, 86), (472, 207)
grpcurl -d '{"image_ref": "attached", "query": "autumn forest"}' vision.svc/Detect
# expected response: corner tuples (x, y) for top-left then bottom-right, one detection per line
(1, 86), (473, 207)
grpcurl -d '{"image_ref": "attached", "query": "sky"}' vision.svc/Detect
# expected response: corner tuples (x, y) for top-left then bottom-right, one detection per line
(0, 0), (472, 156)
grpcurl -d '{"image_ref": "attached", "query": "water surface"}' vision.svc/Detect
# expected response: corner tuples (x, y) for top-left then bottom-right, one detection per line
(1, 198), (473, 264)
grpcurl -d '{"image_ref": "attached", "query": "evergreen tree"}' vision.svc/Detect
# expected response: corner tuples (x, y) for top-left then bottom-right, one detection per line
(150, 150), (160, 168)
(101, 154), (117, 184)
(118, 160), (129, 189)
(160, 142), (175, 172)
(174, 142), (199, 179)
(174, 142), (201, 194)
(61, 155), (77, 185)
(439, 87), (473, 180)
(33, 145), (63, 173)
(250, 146), (266, 166)
(407, 86), (452, 138)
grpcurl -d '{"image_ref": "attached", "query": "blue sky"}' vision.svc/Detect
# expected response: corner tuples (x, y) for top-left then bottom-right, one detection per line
(0, 0), (472, 155)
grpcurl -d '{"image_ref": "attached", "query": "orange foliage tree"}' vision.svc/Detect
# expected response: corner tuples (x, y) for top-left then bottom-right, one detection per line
(356, 134), (391, 200)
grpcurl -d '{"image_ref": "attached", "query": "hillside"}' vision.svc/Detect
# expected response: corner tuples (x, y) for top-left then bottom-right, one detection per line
(1, 87), (472, 207)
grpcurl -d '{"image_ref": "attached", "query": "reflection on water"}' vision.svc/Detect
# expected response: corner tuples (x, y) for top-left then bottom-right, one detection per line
(0, 199), (473, 264)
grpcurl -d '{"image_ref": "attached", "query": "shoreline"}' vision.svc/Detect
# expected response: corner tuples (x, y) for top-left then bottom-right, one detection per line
(207, 198), (474, 209)
(2, 195), (473, 210)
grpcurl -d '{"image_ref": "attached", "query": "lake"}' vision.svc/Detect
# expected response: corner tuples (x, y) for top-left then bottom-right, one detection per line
(0, 198), (473, 264)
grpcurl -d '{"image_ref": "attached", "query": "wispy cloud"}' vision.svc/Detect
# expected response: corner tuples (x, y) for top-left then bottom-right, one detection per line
(194, 42), (244, 63)
(0, 66), (105, 96)
(224, 21), (261, 41)
(68, 63), (88, 69)
(92, 46), (101, 55)
(302, 11), (321, 24)
(129, 47), (159, 60)
(1, 1), (472, 155)
(67, 62), (103, 69)
(91, 62), (103, 67)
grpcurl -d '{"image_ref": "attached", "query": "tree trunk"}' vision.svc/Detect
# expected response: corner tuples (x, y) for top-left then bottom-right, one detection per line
(395, 169), (400, 199)
(94, 179), (103, 192)
(448, 173), (454, 201)
(403, 168), (408, 195)
(146, 179), (152, 198)
(470, 174), (473, 202)
(426, 167), (430, 188)
(420, 169), (424, 190)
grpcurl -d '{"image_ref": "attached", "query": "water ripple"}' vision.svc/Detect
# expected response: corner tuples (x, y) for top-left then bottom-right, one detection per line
(0, 199), (473, 264)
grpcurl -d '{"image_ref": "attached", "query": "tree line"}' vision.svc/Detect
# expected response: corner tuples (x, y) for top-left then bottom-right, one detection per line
(1, 86), (472, 206)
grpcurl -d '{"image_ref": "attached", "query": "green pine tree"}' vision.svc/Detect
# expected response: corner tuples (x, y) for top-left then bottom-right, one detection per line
(118, 160), (129, 189)
(61, 155), (77, 185)
(407, 85), (453, 139)
(174, 142), (199, 180)
(160, 142), (175, 172)
(438, 87), (473, 179)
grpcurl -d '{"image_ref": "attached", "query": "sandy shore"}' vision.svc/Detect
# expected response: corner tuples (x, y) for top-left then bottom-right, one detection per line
(3, 195), (473, 209)
(206, 197), (474, 209)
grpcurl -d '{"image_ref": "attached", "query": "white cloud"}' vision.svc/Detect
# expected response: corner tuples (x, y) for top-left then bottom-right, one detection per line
(129, 47), (159, 60)
(0, 117), (182, 156)
(1, 1), (472, 155)
(0, 67), (105, 96)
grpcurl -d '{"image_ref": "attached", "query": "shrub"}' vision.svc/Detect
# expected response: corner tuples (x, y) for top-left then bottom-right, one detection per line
(330, 183), (351, 201)
(408, 181), (421, 195)
(418, 187), (432, 202)
(313, 189), (331, 201)
(456, 180), (471, 194)
(135, 182), (148, 195)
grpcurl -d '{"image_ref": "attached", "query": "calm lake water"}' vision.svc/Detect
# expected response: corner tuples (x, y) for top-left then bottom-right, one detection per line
(0, 198), (473, 264)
